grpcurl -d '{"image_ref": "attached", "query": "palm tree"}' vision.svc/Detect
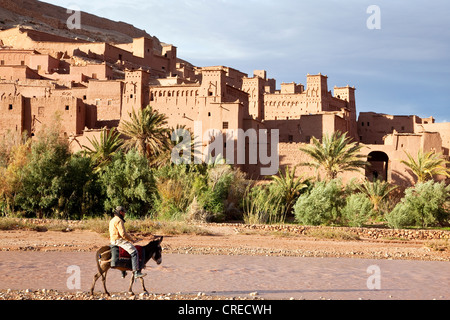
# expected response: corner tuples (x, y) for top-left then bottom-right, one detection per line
(299, 131), (368, 180)
(83, 127), (123, 172)
(270, 165), (309, 216)
(153, 124), (202, 168)
(119, 105), (171, 161)
(357, 178), (397, 213)
(401, 149), (450, 184)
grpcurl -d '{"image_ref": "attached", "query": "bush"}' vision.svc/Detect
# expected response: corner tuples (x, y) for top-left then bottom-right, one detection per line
(341, 193), (374, 227)
(15, 131), (72, 218)
(59, 154), (105, 219)
(242, 184), (285, 224)
(385, 180), (450, 228)
(152, 164), (200, 220)
(293, 179), (345, 226)
(100, 150), (155, 218)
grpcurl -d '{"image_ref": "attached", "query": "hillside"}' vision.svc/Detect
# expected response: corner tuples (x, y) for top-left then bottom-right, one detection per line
(0, 0), (162, 48)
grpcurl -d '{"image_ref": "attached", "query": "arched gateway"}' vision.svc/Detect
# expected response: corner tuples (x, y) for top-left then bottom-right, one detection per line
(366, 151), (389, 181)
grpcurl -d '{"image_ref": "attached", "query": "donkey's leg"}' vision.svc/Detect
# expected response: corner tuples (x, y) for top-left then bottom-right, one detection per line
(90, 272), (101, 295)
(128, 273), (135, 296)
(139, 278), (148, 294)
(101, 269), (110, 296)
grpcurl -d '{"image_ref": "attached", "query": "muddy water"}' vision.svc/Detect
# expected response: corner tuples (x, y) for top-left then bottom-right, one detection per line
(0, 252), (448, 300)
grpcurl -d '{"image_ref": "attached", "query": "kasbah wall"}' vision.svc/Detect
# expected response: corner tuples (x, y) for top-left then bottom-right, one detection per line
(0, 26), (449, 187)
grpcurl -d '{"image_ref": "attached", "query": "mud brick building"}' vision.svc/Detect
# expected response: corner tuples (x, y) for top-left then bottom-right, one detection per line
(0, 27), (448, 185)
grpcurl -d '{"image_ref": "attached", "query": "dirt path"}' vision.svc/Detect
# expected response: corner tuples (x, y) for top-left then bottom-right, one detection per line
(0, 223), (449, 261)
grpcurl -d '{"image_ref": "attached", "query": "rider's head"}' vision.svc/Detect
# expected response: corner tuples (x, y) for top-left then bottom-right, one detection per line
(115, 206), (127, 216)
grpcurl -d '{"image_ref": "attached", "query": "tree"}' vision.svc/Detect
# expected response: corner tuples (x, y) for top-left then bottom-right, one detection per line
(119, 105), (171, 162)
(342, 193), (374, 227)
(386, 181), (450, 228)
(0, 140), (31, 216)
(269, 165), (309, 216)
(58, 154), (105, 219)
(83, 127), (123, 172)
(294, 179), (346, 226)
(401, 149), (450, 184)
(299, 131), (368, 180)
(100, 150), (155, 217)
(16, 131), (72, 218)
(152, 124), (201, 168)
(356, 178), (397, 213)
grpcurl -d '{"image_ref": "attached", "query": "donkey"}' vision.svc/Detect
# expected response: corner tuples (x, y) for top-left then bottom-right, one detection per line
(90, 236), (163, 296)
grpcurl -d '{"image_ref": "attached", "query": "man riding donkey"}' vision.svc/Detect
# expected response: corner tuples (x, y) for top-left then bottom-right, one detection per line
(109, 206), (146, 279)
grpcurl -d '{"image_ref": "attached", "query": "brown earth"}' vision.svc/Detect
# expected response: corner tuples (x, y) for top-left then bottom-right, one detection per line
(1, 223), (449, 301)
(1, 223), (449, 262)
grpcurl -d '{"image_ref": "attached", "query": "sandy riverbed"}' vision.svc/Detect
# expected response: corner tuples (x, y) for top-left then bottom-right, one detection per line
(0, 223), (449, 300)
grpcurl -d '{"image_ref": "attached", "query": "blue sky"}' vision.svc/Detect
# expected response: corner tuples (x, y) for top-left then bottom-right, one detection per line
(43, 0), (449, 122)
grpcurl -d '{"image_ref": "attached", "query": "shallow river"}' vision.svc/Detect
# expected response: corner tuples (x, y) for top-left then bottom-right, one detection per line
(0, 252), (448, 300)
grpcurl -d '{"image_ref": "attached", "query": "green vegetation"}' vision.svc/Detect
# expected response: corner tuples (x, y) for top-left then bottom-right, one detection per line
(299, 131), (368, 180)
(401, 149), (450, 184)
(0, 112), (448, 234)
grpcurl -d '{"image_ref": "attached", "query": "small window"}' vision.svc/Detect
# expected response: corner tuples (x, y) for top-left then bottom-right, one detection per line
(208, 112), (211, 117)
(92, 73), (97, 79)
(0, 60), (4, 65)
(222, 122), (229, 129)
(361, 122), (364, 127)
(107, 100), (112, 106)
(367, 122), (370, 127)
(130, 94), (133, 98)
(8, 104), (13, 110)
(83, 95), (87, 100)
(65, 105), (70, 111)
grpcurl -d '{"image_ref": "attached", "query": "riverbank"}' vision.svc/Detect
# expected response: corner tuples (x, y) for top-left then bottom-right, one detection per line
(1, 220), (449, 301)
(1, 220), (449, 261)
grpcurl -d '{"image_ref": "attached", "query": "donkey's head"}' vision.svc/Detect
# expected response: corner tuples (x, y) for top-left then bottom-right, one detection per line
(147, 236), (163, 265)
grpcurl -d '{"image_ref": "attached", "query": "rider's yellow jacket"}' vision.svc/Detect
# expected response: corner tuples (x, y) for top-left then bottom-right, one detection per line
(109, 215), (133, 243)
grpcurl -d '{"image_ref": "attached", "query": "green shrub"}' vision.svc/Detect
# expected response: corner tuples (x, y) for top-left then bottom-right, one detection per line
(242, 184), (285, 224)
(341, 193), (374, 227)
(100, 150), (155, 218)
(15, 130), (72, 218)
(152, 164), (200, 220)
(293, 179), (345, 226)
(385, 180), (450, 228)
